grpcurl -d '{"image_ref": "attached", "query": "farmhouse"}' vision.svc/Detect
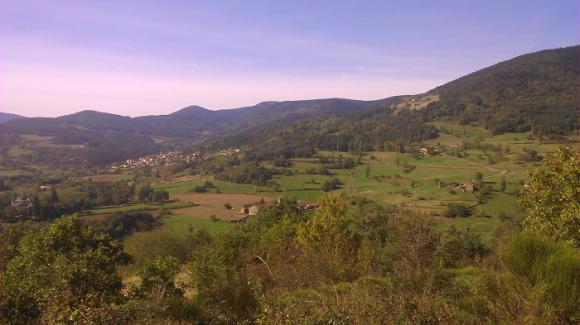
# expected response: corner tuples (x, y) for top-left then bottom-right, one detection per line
(297, 201), (320, 210)
(240, 204), (260, 216)
(455, 181), (477, 193)
(11, 197), (33, 209)
(419, 147), (439, 156)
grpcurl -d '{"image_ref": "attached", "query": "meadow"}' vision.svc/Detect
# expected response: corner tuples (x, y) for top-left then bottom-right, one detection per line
(71, 120), (578, 241)
(145, 121), (578, 240)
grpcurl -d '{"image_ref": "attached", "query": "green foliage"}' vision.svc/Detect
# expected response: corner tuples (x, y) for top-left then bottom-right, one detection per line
(152, 189), (169, 202)
(0, 216), (131, 323)
(297, 192), (349, 246)
(520, 147), (580, 246)
(499, 176), (507, 192)
(443, 203), (472, 218)
(90, 211), (160, 239)
(135, 256), (183, 299)
(517, 147), (542, 162)
(216, 162), (273, 185)
(427, 45), (579, 137)
(124, 228), (210, 273)
(321, 178), (341, 192)
(502, 233), (579, 319)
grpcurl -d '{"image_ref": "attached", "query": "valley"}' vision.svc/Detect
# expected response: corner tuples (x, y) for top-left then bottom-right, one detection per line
(0, 44), (577, 324)
(37, 118), (572, 243)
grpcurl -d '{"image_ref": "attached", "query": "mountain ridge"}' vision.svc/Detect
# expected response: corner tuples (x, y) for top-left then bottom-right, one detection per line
(0, 112), (23, 124)
(0, 45), (577, 166)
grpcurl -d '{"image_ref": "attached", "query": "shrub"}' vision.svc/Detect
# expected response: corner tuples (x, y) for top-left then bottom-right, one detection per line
(502, 233), (579, 318)
(443, 203), (471, 218)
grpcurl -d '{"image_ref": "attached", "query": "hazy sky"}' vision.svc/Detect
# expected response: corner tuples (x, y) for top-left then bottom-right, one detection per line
(1, 0), (578, 117)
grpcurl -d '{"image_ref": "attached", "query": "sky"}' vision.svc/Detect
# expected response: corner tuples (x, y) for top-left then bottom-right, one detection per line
(0, 0), (578, 117)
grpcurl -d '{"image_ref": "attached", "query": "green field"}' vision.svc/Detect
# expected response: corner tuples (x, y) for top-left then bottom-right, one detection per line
(161, 213), (234, 236)
(104, 121), (578, 241)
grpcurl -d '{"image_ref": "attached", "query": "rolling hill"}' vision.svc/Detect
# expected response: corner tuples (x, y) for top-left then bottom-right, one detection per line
(0, 45), (577, 167)
(424, 45), (580, 135)
(0, 112), (23, 124)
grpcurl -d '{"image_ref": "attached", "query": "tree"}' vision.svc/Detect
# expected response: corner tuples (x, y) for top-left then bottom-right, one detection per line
(152, 189), (169, 202)
(520, 147), (579, 247)
(1, 216), (131, 323)
(297, 192), (349, 247)
(138, 184), (155, 201)
(499, 176), (507, 192)
(475, 172), (484, 188)
(49, 187), (59, 204)
(134, 256), (183, 302)
(443, 203), (471, 218)
(321, 178), (341, 192)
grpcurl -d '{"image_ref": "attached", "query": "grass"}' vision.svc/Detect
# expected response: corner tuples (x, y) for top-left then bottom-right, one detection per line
(86, 201), (193, 215)
(0, 168), (28, 177)
(153, 177), (270, 195)
(161, 213), (234, 236)
(125, 119), (578, 241)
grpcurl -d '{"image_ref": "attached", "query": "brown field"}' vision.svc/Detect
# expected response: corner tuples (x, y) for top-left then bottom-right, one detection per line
(172, 193), (273, 221)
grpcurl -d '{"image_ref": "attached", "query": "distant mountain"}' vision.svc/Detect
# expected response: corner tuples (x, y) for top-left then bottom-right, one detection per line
(0, 112), (23, 124)
(0, 45), (577, 166)
(0, 98), (379, 166)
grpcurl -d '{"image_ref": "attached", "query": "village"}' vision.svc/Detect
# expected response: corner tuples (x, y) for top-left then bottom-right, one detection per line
(108, 148), (241, 172)
(109, 151), (200, 172)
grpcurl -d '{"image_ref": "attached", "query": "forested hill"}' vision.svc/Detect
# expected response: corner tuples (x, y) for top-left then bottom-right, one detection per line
(207, 45), (579, 158)
(0, 45), (577, 166)
(0, 98), (380, 166)
(0, 112), (22, 124)
(424, 45), (580, 136)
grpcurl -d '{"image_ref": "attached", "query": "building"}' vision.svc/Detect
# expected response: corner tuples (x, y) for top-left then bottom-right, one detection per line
(248, 205), (259, 216)
(297, 201), (320, 210)
(11, 197), (33, 209)
(240, 204), (260, 216)
(455, 181), (477, 193)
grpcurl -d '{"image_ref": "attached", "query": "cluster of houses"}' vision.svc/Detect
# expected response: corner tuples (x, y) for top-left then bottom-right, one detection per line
(110, 151), (200, 172)
(217, 148), (241, 156)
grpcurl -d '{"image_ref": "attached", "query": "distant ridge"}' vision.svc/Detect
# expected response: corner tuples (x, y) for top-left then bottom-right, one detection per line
(0, 112), (23, 124)
(169, 105), (212, 116)
(0, 45), (577, 166)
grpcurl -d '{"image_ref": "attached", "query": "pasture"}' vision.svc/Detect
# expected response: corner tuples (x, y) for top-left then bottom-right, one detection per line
(171, 193), (273, 221)
(94, 120), (579, 240)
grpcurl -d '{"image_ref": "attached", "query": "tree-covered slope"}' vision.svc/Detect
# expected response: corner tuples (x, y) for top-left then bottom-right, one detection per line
(0, 46), (577, 166)
(425, 45), (579, 136)
(0, 112), (22, 124)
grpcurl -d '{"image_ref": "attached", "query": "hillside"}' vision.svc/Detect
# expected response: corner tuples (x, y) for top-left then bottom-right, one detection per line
(208, 45), (579, 157)
(0, 112), (22, 124)
(424, 45), (580, 136)
(0, 98), (378, 167)
(0, 46), (577, 168)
